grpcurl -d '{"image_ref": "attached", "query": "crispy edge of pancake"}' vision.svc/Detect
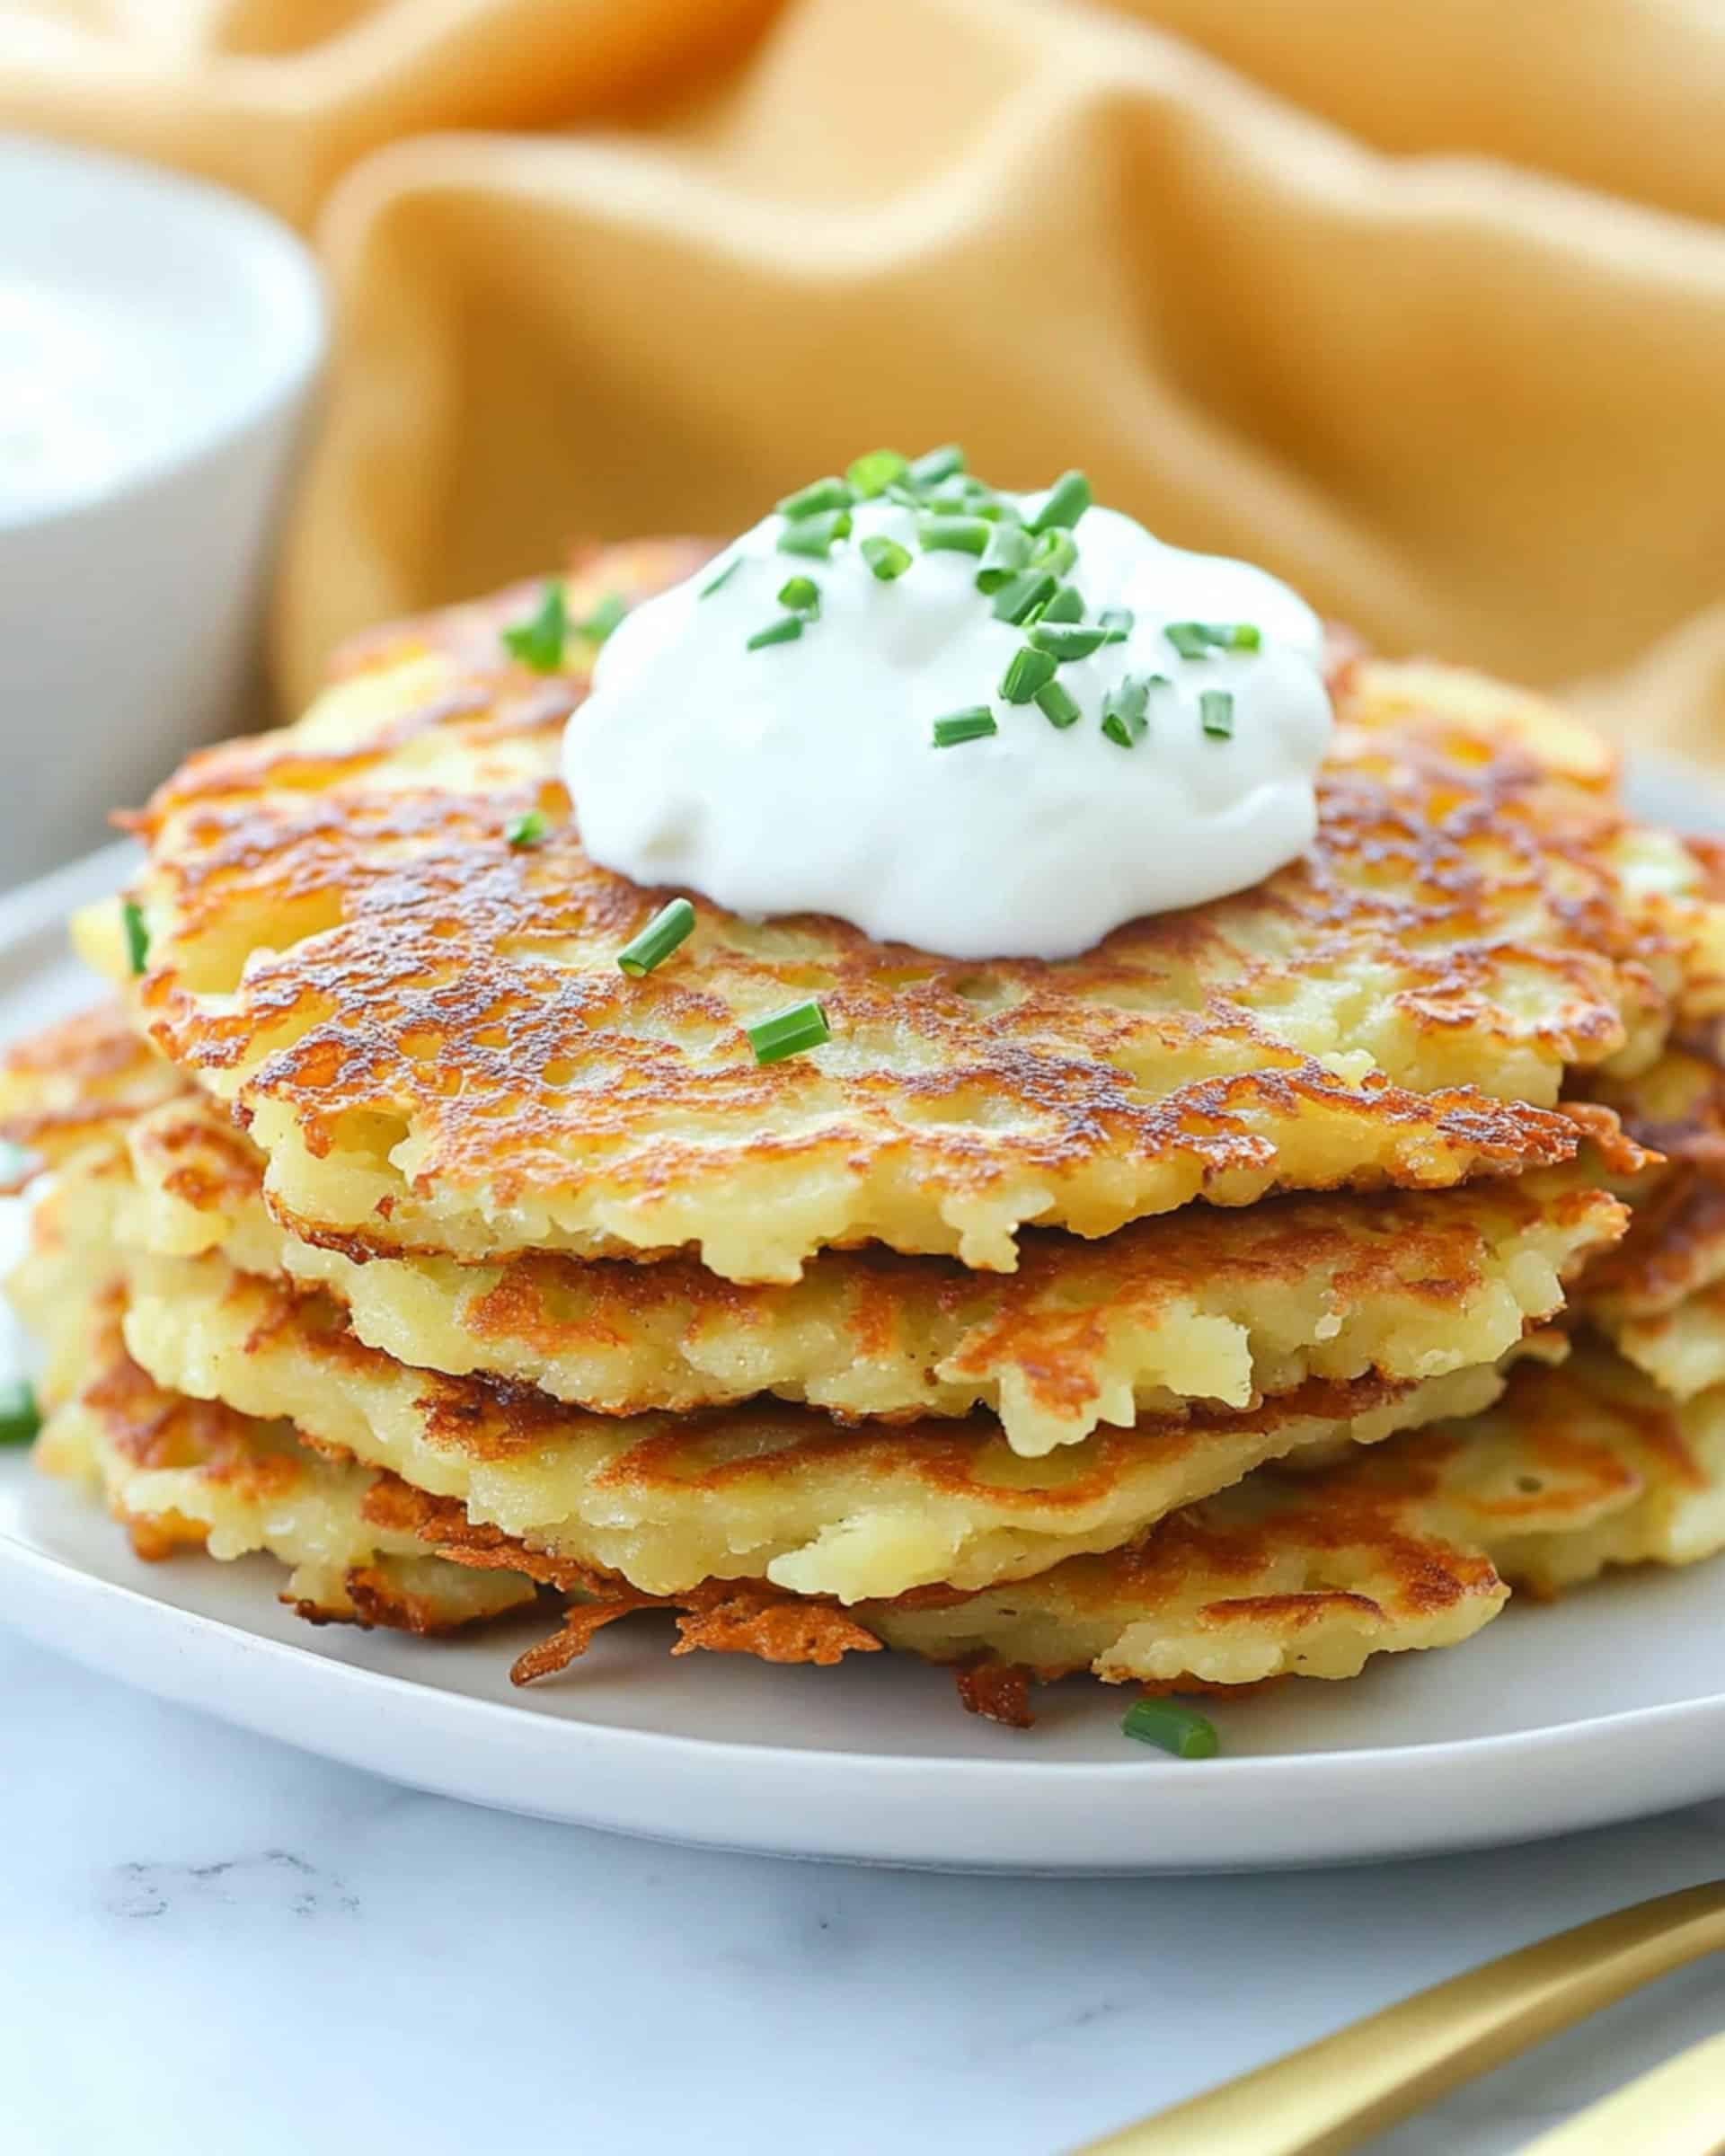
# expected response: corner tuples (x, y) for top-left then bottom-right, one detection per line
(0, 1004), (181, 1188)
(97, 1084), (1631, 1454)
(31, 1284), (536, 1633)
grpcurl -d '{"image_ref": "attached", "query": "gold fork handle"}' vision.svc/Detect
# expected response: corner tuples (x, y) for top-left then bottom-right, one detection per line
(1508, 2026), (1725, 2154)
(1073, 1880), (1725, 2156)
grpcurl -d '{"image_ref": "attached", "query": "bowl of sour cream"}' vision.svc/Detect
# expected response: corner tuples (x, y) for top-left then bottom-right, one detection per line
(0, 136), (326, 884)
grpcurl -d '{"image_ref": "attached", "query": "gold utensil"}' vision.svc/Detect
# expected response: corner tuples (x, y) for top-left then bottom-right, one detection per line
(1074, 1879), (1725, 2156)
(1510, 2026), (1725, 2153)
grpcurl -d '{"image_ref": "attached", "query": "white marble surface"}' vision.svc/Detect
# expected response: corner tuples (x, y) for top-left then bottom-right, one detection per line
(4, 1622), (1723, 2154)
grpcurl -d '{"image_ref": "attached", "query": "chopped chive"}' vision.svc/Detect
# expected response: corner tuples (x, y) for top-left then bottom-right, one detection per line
(1099, 605), (1135, 641)
(1200, 688), (1236, 738)
(1122, 1698), (1219, 1760)
(860, 535), (913, 582)
(0, 1380), (40, 1447)
(990, 570), (1057, 625)
(578, 592), (627, 645)
(1029, 624), (1109, 661)
(0, 1137), (34, 1188)
(846, 449), (908, 499)
(1000, 647), (1058, 703)
(700, 557), (743, 599)
(122, 899), (149, 976)
(505, 809), (548, 849)
(778, 509), (853, 560)
(1167, 620), (1261, 654)
(747, 615), (805, 651)
(1031, 469), (1092, 534)
(1163, 621), (1213, 660)
(1031, 530), (1079, 577)
(1039, 583), (1084, 623)
(1035, 681), (1083, 730)
(777, 476), (854, 519)
(907, 444), (966, 489)
(932, 706), (998, 748)
(777, 576), (821, 617)
(882, 482), (924, 509)
(618, 897), (696, 978)
(974, 524), (1033, 593)
(500, 580), (569, 672)
(916, 516), (990, 557)
(747, 997), (831, 1065)
(1101, 673), (1154, 748)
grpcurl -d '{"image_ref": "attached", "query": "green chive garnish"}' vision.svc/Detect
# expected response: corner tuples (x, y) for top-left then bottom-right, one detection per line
(122, 899), (149, 976)
(1031, 470), (1092, 534)
(1030, 624), (1109, 661)
(618, 897), (696, 978)
(932, 706), (997, 748)
(1122, 1698), (1219, 1760)
(1099, 605), (1134, 641)
(505, 809), (548, 849)
(777, 476), (854, 519)
(907, 444), (966, 489)
(778, 510), (853, 560)
(860, 535), (912, 582)
(578, 593), (626, 645)
(777, 576), (820, 617)
(846, 449), (908, 499)
(1166, 620), (1260, 659)
(1031, 530), (1078, 577)
(917, 516), (990, 557)
(747, 998), (831, 1065)
(1200, 689), (1235, 738)
(0, 1380), (40, 1447)
(1035, 681), (1082, 729)
(1000, 647), (1057, 703)
(746, 615), (805, 650)
(501, 581), (569, 672)
(975, 525), (1033, 592)
(1101, 674), (1153, 748)
(990, 570), (1057, 625)
(700, 557), (742, 598)
(1039, 583), (1084, 623)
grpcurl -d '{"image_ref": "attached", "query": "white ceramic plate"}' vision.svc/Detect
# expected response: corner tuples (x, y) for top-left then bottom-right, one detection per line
(6, 805), (1725, 1874)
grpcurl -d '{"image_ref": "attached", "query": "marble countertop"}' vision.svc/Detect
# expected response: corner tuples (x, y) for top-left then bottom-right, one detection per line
(4, 1625), (1724, 2154)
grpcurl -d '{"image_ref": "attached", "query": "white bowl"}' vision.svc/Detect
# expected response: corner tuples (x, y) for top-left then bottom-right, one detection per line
(0, 136), (327, 885)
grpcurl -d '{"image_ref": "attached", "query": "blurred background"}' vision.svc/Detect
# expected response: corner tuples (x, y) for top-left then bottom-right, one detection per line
(3, 0), (1724, 862)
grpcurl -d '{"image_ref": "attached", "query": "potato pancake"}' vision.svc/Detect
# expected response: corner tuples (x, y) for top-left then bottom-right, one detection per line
(86, 544), (1725, 1280)
(102, 1242), (1515, 1604)
(38, 1317), (1721, 1702)
(109, 1087), (1625, 1454)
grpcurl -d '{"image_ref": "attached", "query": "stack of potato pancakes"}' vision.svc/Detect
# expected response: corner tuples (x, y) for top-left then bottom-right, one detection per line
(10, 541), (1725, 1730)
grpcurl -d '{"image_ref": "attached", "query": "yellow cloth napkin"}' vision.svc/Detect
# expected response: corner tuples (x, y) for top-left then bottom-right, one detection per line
(5, 0), (1725, 759)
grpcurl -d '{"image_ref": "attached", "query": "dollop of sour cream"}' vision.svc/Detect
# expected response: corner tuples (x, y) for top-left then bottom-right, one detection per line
(563, 472), (1332, 960)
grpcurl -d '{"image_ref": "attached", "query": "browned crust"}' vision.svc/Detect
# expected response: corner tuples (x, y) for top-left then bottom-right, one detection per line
(117, 547), (1695, 1272)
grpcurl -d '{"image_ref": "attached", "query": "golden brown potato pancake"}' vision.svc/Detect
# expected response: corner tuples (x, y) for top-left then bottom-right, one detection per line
(84, 543), (1725, 1280)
